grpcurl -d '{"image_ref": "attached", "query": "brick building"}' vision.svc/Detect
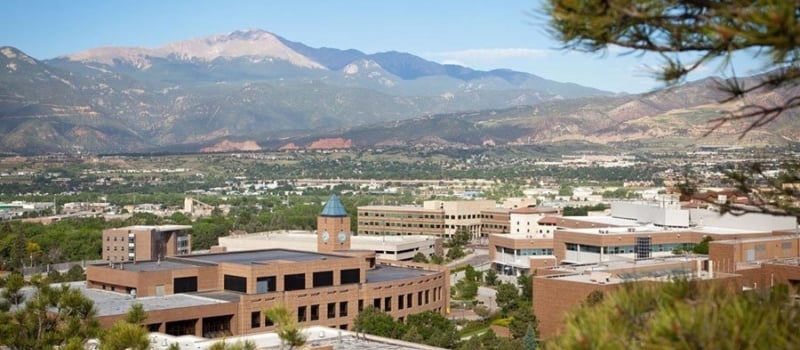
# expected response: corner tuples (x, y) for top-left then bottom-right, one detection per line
(102, 225), (191, 262)
(84, 195), (449, 338)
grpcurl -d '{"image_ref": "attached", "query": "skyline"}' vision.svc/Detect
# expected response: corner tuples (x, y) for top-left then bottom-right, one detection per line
(2, 0), (765, 93)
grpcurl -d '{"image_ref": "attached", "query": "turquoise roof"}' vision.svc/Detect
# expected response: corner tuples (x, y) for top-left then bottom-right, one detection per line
(320, 194), (348, 217)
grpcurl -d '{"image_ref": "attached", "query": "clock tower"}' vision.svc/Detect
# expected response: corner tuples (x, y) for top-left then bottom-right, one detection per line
(317, 194), (351, 252)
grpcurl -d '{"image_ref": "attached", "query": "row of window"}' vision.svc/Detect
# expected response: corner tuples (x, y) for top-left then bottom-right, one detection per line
(371, 287), (442, 312)
(565, 242), (695, 254)
(223, 269), (362, 294)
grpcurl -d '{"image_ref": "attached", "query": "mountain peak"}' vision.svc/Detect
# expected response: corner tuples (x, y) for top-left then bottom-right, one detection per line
(65, 28), (325, 69)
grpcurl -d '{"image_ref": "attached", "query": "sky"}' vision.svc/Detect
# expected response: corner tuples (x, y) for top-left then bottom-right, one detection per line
(0, 0), (766, 93)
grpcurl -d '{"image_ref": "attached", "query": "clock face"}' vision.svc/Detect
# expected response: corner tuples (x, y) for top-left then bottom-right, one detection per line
(321, 231), (330, 243)
(338, 231), (347, 243)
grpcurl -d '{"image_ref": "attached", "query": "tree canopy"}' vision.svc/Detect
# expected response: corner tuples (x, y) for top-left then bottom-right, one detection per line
(544, 0), (800, 132)
(550, 280), (800, 349)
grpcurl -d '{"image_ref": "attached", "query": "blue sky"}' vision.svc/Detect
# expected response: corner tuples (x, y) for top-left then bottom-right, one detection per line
(1, 0), (765, 93)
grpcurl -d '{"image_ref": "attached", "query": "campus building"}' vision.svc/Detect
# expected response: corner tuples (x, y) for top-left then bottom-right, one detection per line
(84, 195), (449, 338)
(102, 225), (192, 262)
(217, 231), (442, 262)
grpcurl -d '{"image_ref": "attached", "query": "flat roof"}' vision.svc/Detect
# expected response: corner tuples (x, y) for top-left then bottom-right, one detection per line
(237, 231), (438, 244)
(366, 265), (437, 283)
(103, 259), (207, 272)
(123, 225), (192, 231)
(561, 224), (769, 236)
(188, 249), (346, 265)
(713, 235), (797, 245)
(69, 282), (231, 317)
(358, 205), (439, 212)
(560, 216), (639, 227)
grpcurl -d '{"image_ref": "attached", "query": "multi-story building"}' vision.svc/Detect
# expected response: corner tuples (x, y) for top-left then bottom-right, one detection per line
(102, 225), (191, 262)
(358, 199), (522, 239)
(217, 231), (442, 261)
(83, 195), (449, 338)
(489, 233), (555, 276)
(532, 257), (739, 338)
(553, 225), (775, 264)
(509, 206), (561, 237)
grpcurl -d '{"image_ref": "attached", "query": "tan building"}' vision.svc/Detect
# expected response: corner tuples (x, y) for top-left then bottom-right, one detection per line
(102, 225), (191, 262)
(358, 199), (534, 240)
(84, 195), (449, 338)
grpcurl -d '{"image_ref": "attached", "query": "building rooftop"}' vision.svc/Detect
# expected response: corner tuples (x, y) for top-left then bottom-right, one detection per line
(105, 259), (207, 272)
(510, 206), (560, 214)
(66, 282), (231, 317)
(540, 257), (722, 285)
(320, 194), (348, 217)
(560, 216), (639, 227)
(150, 325), (445, 350)
(187, 249), (346, 265)
(366, 265), (438, 283)
(358, 205), (438, 212)
(559, 224), (767, 236)
(124, 225), (193, 231)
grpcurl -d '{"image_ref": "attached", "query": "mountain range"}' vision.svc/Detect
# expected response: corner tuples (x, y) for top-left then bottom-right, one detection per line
(0, 29), (797, 154)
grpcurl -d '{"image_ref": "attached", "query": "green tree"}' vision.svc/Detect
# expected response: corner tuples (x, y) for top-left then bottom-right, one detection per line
(412, 252), (429, 263)
(549, 281), (800, 349)
(484, 269), (499, 286)
(207, 340), (257, 350)
(124, 303), (147, 325)
(455, 279), (479, 300)
(1, 281), (101, 349)
(692, 236), (713, 254)
(353, 305), (406, 339)
(264, 304), (306, 350)
(405, 310), (460, 349)
(464, 265), (483, 284)
(584, 290), (605, 307)
(544, 0), (800, 218)
(100, 321), (149, 350)
(509, 306), (538, 339)
(447, 245), (466, 260)
(523, 325), (538, 350)
(495, 282), (520, 314)
(517, 274), (533, 301)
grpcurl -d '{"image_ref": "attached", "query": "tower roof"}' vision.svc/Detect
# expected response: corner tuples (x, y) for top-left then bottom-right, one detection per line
(320, 194), (348, 217)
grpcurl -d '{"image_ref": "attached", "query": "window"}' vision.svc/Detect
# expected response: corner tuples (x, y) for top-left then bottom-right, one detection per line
(310, 305), (319, 321)
(384, 297), (392, 312)
(339, 301), (348, 317)
(319, 302), (332, 319)
(284, 273), (306, 291)
(358, 299), (364, 312)
(297, 306), (307, 322)
(373, 298), (380, 308)
(174, 276), (198, 293)
(407, 293), (412, 308)
(257, 276), (276, 293)
(264, 315), (274, 327)
(398, 295), (404, 310)
(418, 291), (422, 305)
(425, 290), (429, 304)
(251, 311), (261, 328)
(223, 275), (247, 293)
(313, 271), (334, 287)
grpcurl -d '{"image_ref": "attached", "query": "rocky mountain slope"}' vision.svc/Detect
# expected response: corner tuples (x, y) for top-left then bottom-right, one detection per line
(0, 29), (614, 154)
(275, 78), (799, 151)
(1, 29), (796, 154)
